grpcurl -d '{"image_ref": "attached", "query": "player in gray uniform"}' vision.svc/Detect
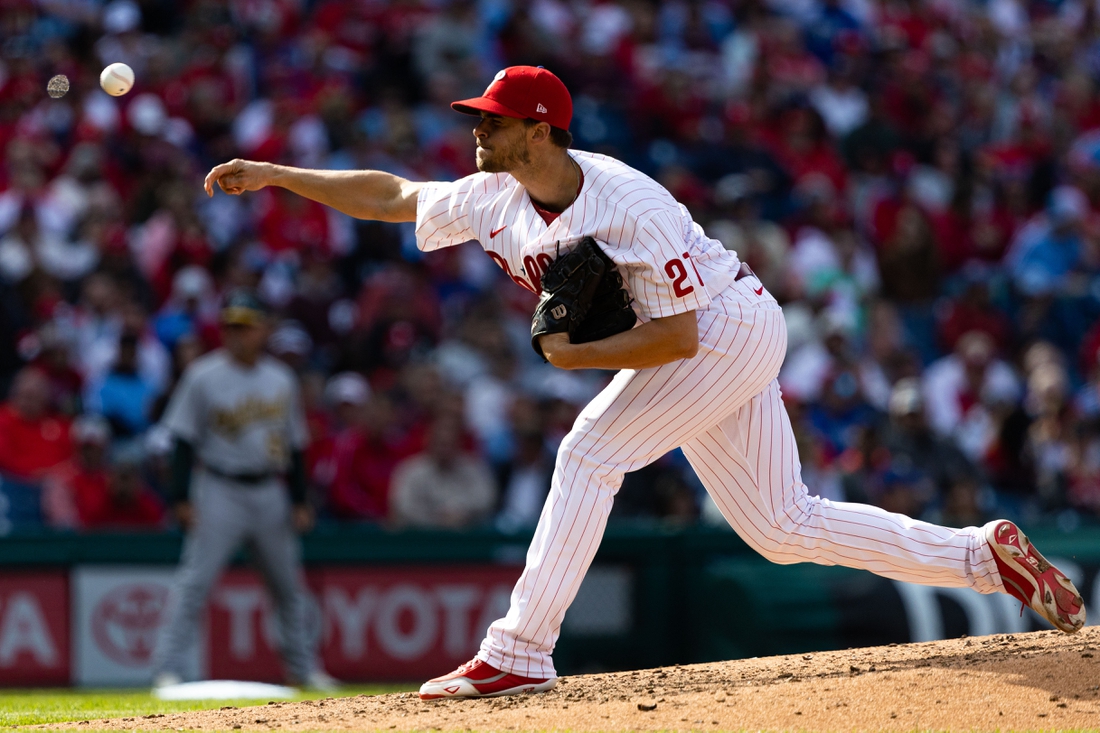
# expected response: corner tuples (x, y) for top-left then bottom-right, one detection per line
(151, 290), (335, 690)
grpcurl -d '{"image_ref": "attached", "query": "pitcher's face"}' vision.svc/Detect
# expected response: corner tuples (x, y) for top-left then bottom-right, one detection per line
(473, 114), (531, 173)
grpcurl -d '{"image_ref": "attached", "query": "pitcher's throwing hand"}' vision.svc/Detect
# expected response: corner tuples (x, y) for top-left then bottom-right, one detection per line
(204, 158), (271, 197)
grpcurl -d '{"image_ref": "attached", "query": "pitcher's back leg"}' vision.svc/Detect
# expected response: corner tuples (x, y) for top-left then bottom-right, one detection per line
(680, 379), (1002, 591)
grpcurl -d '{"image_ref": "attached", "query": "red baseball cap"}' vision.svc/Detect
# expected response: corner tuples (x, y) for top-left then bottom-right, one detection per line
(451, 66), (572, 131)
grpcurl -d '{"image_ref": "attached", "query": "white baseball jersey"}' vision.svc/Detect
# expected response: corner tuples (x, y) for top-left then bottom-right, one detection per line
(161, 350), (309, 474)
(416, 150), (743, 320)
(413, 148), (1009, 682)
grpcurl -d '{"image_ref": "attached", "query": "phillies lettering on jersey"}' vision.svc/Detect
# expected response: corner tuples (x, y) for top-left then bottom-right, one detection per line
(415, 150), (742, 320)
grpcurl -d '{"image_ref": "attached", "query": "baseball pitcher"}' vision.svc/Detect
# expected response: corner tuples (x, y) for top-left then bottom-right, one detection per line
(204, 66), (1084, 700)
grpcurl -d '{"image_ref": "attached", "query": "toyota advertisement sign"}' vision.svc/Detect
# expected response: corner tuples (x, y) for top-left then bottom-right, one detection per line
(72, 567), (203, 686)
(65, 564), (522, 686)
(204, 566), (518, 682)
(317, 567), (516, 681)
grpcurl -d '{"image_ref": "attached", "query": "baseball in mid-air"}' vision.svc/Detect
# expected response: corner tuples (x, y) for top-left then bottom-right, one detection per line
(100, 62), (134, 96)
(46, 75), (69, 98)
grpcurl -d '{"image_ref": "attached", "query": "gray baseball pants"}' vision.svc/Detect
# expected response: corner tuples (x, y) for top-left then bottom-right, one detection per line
(153, 472), (316, 682)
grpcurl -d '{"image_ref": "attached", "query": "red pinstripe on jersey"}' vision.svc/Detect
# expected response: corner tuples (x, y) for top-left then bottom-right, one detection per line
(414, 151), (1006, 682)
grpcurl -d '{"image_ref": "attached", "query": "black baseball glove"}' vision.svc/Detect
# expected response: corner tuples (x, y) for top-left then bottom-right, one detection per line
(531, 237), (637, 359)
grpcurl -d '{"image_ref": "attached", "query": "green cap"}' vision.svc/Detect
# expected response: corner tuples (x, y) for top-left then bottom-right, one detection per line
(221, 289), (268, 326)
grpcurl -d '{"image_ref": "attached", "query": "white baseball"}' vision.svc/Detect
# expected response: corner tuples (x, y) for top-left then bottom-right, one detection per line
(100, 63), (135, 96)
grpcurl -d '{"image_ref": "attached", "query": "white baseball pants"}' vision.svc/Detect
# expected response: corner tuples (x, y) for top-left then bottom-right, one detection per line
(478, 277), (1003, 679)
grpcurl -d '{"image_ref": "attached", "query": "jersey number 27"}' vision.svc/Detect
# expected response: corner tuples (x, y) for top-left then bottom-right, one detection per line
(664, 253), (704, 297)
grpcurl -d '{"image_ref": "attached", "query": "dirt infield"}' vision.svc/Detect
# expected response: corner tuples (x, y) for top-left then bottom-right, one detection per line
(48, 627), (1100, 731)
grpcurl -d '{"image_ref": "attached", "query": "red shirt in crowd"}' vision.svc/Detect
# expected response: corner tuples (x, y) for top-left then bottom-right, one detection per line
(328, 425), (426, 521)
(0, 404), (72, 480)
(70, 468), (164, 529)
(257, 188), (330, 253)
(938, 300), (1012, 354)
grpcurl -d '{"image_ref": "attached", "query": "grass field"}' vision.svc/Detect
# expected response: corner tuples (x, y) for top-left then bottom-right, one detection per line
(0, 685), (414, 727)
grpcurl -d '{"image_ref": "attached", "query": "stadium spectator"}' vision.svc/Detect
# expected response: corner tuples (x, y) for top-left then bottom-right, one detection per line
(873, 467), (936, 522)
(708, 176), (792, 297)
(615, 452), (703, 526)
(390, 414), (496, 529)
(806, 367), (881, 457)
(1007, 186), (1091, 296)
(809, 61), (868, 139)
(881, 378), (985, 522)
(936, 269), (1013, 355)
(43, 416), (164, 530)
(86, 332), (158, 440)
(308, 371), (370, 498)
(1067, 411), (1100, 516)
(329, 392), (424, 522)
(43, 414), (112, 529)
(78, 445), (165, 530)
(463, 338), (520, 467)
(1022, 362), (1076, 511)
(780, 314), (891, 410)
(0, 206), (61, 285)
(283, 248), (346, 366)
(26, 324), (84, 416)
(268, 320), (314, 373)
(152, 266), (219, 353)
(985, 343), (1069, 511)
(1075, 344), (1100, 420)
(81, 299), (171, 401)
(922, 330), (1021, 462)
(494, 429), (554, 533)
(0, 367), (72, 481)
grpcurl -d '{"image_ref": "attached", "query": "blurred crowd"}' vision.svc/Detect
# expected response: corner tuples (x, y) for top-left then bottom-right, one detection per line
(2, 0), (1100, 535)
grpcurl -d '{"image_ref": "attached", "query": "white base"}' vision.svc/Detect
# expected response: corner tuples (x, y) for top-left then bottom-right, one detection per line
(153, 680), (297, 700)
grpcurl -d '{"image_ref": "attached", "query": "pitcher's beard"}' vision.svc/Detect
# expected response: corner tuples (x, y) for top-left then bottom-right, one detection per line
(476, 142), (531, 173)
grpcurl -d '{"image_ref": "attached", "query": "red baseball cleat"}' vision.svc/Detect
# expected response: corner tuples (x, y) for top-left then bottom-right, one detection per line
(419, 658), (558, 700)
(986, 520), (1086, 633)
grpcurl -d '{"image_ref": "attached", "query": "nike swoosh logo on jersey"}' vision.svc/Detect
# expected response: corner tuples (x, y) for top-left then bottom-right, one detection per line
(490, 226), (507, 238)
(753, 286), (764, 295)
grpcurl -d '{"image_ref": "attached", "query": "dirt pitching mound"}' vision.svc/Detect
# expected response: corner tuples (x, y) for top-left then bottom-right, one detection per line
(51, 628), (1100, 731)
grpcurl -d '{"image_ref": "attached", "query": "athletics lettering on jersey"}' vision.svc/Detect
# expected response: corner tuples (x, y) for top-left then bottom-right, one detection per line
(161, 351), (308, 474)
(210, 396), (289, 437)
(414, 150), (743, 320)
